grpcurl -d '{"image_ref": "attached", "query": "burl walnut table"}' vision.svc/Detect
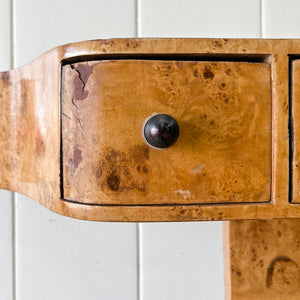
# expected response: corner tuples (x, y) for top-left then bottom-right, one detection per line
(1, 38), (300, 299)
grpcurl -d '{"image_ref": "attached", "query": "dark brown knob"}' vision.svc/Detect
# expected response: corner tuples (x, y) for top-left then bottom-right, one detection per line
(143, 114), (179, 149)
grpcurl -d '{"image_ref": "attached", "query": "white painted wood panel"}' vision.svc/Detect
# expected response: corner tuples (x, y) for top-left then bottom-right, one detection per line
(138, 1), (262, 299)
(13, 0), (138, 299)
(0, 191), (13, 300)
(139, 223), (224, 300)
(0, 0), (14, 299)
(0, 0), (11, 70)
(262, 0), (300, 37)
(14, 0), (137, 67)
(138, 0), (261, 38)
(15, 197), (137, 300)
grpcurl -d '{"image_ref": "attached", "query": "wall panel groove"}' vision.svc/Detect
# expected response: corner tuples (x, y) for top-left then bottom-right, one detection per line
(13, 1), (138, 299)
(138, 1), (261, 299)
(0, 0), (14, 299)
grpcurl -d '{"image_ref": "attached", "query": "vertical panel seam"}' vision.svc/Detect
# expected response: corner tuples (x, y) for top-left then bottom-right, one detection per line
(10, 0), (15, 68)
(138, 224), (143, 300)
(10, 0), (16, 299)
(12, 193), (16, 300)
(260, 0), (264, 38)
(137, 224), (140, 300)
(136, 0), (140, 38)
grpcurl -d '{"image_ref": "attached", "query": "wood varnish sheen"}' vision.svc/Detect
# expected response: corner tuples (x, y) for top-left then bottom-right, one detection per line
(0, 38), (298, 222)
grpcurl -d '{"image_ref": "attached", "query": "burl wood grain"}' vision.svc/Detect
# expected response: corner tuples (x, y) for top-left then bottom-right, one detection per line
(224, 220), (300, 300)
(292, 59), (300, 202)
(62, 60), (271, 205)
(0, 53), (60, 211)
(0, 38), (300, 221)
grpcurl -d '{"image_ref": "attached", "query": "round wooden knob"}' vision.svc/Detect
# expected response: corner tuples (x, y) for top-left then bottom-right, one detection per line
(143, 114), (179, 149)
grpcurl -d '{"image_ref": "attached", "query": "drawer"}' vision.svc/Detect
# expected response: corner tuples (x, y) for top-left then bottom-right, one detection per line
(61, 59), (272, 205)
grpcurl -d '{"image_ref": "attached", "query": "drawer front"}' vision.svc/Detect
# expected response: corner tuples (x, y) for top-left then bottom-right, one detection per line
(61, 59), (271, 205)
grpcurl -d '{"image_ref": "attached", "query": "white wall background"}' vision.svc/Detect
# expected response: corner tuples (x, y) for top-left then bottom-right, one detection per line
(0, 0), (296, 299)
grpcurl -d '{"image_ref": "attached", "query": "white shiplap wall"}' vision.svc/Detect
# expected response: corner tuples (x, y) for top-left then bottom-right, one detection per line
(0, 0), (295, 299)
(262, 0), (300, 38)
(138, 1), (261, 299)
(13, 1), (138, 300)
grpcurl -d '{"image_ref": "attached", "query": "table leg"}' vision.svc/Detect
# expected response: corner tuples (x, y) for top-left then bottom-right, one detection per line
(223, 219), (300, 299)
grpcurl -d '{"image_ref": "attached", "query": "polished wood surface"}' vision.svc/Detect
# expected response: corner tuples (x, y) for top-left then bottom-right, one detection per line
(62, 60), (271, 205)
(0, 52), (61, 211)
(224, 219), (300, 299)
(292, 59), (300, 203)
(0, 38), (299, 221)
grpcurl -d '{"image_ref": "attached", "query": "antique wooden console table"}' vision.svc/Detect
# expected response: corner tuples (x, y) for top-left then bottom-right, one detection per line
(1, 38), (300, 299)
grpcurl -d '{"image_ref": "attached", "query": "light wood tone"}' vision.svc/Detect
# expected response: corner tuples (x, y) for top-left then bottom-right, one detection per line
(0, 38), (299, 221)
(62, 60), (271, 205)
(224, 219), (300, 299)
(292, 59), (300, 202)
